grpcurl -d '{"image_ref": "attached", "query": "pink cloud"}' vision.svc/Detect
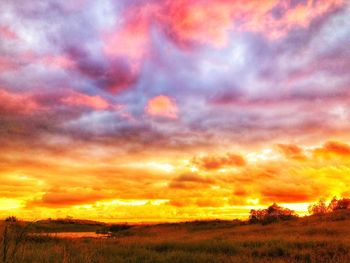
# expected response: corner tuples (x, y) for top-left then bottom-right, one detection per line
(61, 91), (120, 110)
(160, 0), (235, 48)
(103, 5), (157, 62)
(0, 26), (18, 40)
(0, 56), (17, 72)
(141, 0), (344, 48)
(39, 55), (75, 69)
(237, 0), (344, 40)
(0, 89), (40, 114)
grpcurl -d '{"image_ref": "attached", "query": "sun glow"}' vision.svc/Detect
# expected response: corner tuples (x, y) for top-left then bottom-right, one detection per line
(146, 162), (175, 173)
(0, 198), (23, 210)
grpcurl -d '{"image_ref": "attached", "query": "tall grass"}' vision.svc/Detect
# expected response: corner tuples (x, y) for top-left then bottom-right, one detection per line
(1, 211), (350, 262)
(1, 219), (33, 263)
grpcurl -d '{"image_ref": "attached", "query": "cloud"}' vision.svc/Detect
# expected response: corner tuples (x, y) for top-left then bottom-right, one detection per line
(66, 47), (138, 93)
(0, 26), (18, 40)
(157, 0), (344, 47)
(1, 0), (350, 220)
(322, 141), (350, 155)
(314, 141), (350, 159)
(29, 188), (113, 207)
(276, 143), (307, 161)
(192, 153), (246, 170)
(169, 173), (215, 189)
(167, 197), (227, 208)
(39, 55), (75, 70)
(0, 89), (41, 114)
(0, 56), (19, 72)
(260, 185), (317, 203)
(102, 4), (153, 61)
(61, 91), (119, 110)
(145, 95), (178, 119)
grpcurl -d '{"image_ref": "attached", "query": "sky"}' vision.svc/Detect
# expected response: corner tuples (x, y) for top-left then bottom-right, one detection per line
(0, 0), (350, 222)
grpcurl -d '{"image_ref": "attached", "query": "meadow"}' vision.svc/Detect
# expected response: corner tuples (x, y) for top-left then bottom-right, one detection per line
(1, 210), (350, 263)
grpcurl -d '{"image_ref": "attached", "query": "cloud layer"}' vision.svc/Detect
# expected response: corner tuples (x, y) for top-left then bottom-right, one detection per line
(0, 0), (350, 221)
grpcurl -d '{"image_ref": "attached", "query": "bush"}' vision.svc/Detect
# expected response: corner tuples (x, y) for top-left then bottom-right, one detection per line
(249, 203), (297, 225)
(308, 197), (350, 215)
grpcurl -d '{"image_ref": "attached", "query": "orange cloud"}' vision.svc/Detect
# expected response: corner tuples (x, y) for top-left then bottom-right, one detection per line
(277, 143), (306, 161)
(192, 153), (246, 170)
(195, 198), (227, 207)
(322, 141), (350, 156)
(260, 186), (315, 203)
(146, 95), (178, 119)
(167, 197), (226, 208)
(29, 188), (113, 207)
(314, 141), (350, 159)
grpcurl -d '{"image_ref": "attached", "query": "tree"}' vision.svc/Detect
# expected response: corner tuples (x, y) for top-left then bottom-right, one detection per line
(249, 209), (268, 224)
(327, 197), (338, 212)
(308, 197), (350, 215)
(308, 199), (328, 215)
(331, 197), (350, 210)
(249, 203), (297, 224)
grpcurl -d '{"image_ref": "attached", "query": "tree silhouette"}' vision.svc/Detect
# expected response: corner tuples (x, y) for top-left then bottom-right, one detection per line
(249, 203), (297, 224)
(308, 197), (350, 215)
(308, 199), (328, 215)
(331, 197), (350, 210)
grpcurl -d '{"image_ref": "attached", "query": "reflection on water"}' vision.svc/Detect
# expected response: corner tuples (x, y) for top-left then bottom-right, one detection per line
(34, 232), (109, 238)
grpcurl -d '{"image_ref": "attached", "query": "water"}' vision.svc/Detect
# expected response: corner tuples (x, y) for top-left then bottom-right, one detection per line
(33, 232), (109, 238)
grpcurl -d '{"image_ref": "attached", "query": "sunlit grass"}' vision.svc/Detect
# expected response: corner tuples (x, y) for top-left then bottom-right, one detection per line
(1, 210), (350, 262)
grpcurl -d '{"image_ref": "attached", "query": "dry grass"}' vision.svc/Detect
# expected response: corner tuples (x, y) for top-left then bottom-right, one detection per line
(1, 211), (350, 263)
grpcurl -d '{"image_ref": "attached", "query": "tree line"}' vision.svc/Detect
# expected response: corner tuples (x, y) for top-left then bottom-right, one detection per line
(250, 197), (350, 225)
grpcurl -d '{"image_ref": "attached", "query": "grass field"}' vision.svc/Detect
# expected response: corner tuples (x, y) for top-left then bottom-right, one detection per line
(1, 210), (350, 263)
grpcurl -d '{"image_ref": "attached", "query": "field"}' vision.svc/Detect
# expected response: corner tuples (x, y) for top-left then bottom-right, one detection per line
(1, 211), (350, 263)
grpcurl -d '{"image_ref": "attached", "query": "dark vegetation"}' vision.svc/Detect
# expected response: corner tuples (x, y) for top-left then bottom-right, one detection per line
(1, 200), (350, 263)
(249, 203), (298, 225)
(32, 218), (106, 233)
(308, 197), (350, 215)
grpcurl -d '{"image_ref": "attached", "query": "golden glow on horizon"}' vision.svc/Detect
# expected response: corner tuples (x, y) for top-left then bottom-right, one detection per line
(0, 198), (23, 210)
(146, 162), (175, 173)
(1, 141), (350, 221)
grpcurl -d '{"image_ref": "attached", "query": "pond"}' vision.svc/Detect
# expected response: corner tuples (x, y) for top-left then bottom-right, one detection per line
(33, 232), (109, 239)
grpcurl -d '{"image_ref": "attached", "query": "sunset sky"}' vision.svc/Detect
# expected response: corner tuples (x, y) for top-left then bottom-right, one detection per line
(1, 0), (350, 222)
